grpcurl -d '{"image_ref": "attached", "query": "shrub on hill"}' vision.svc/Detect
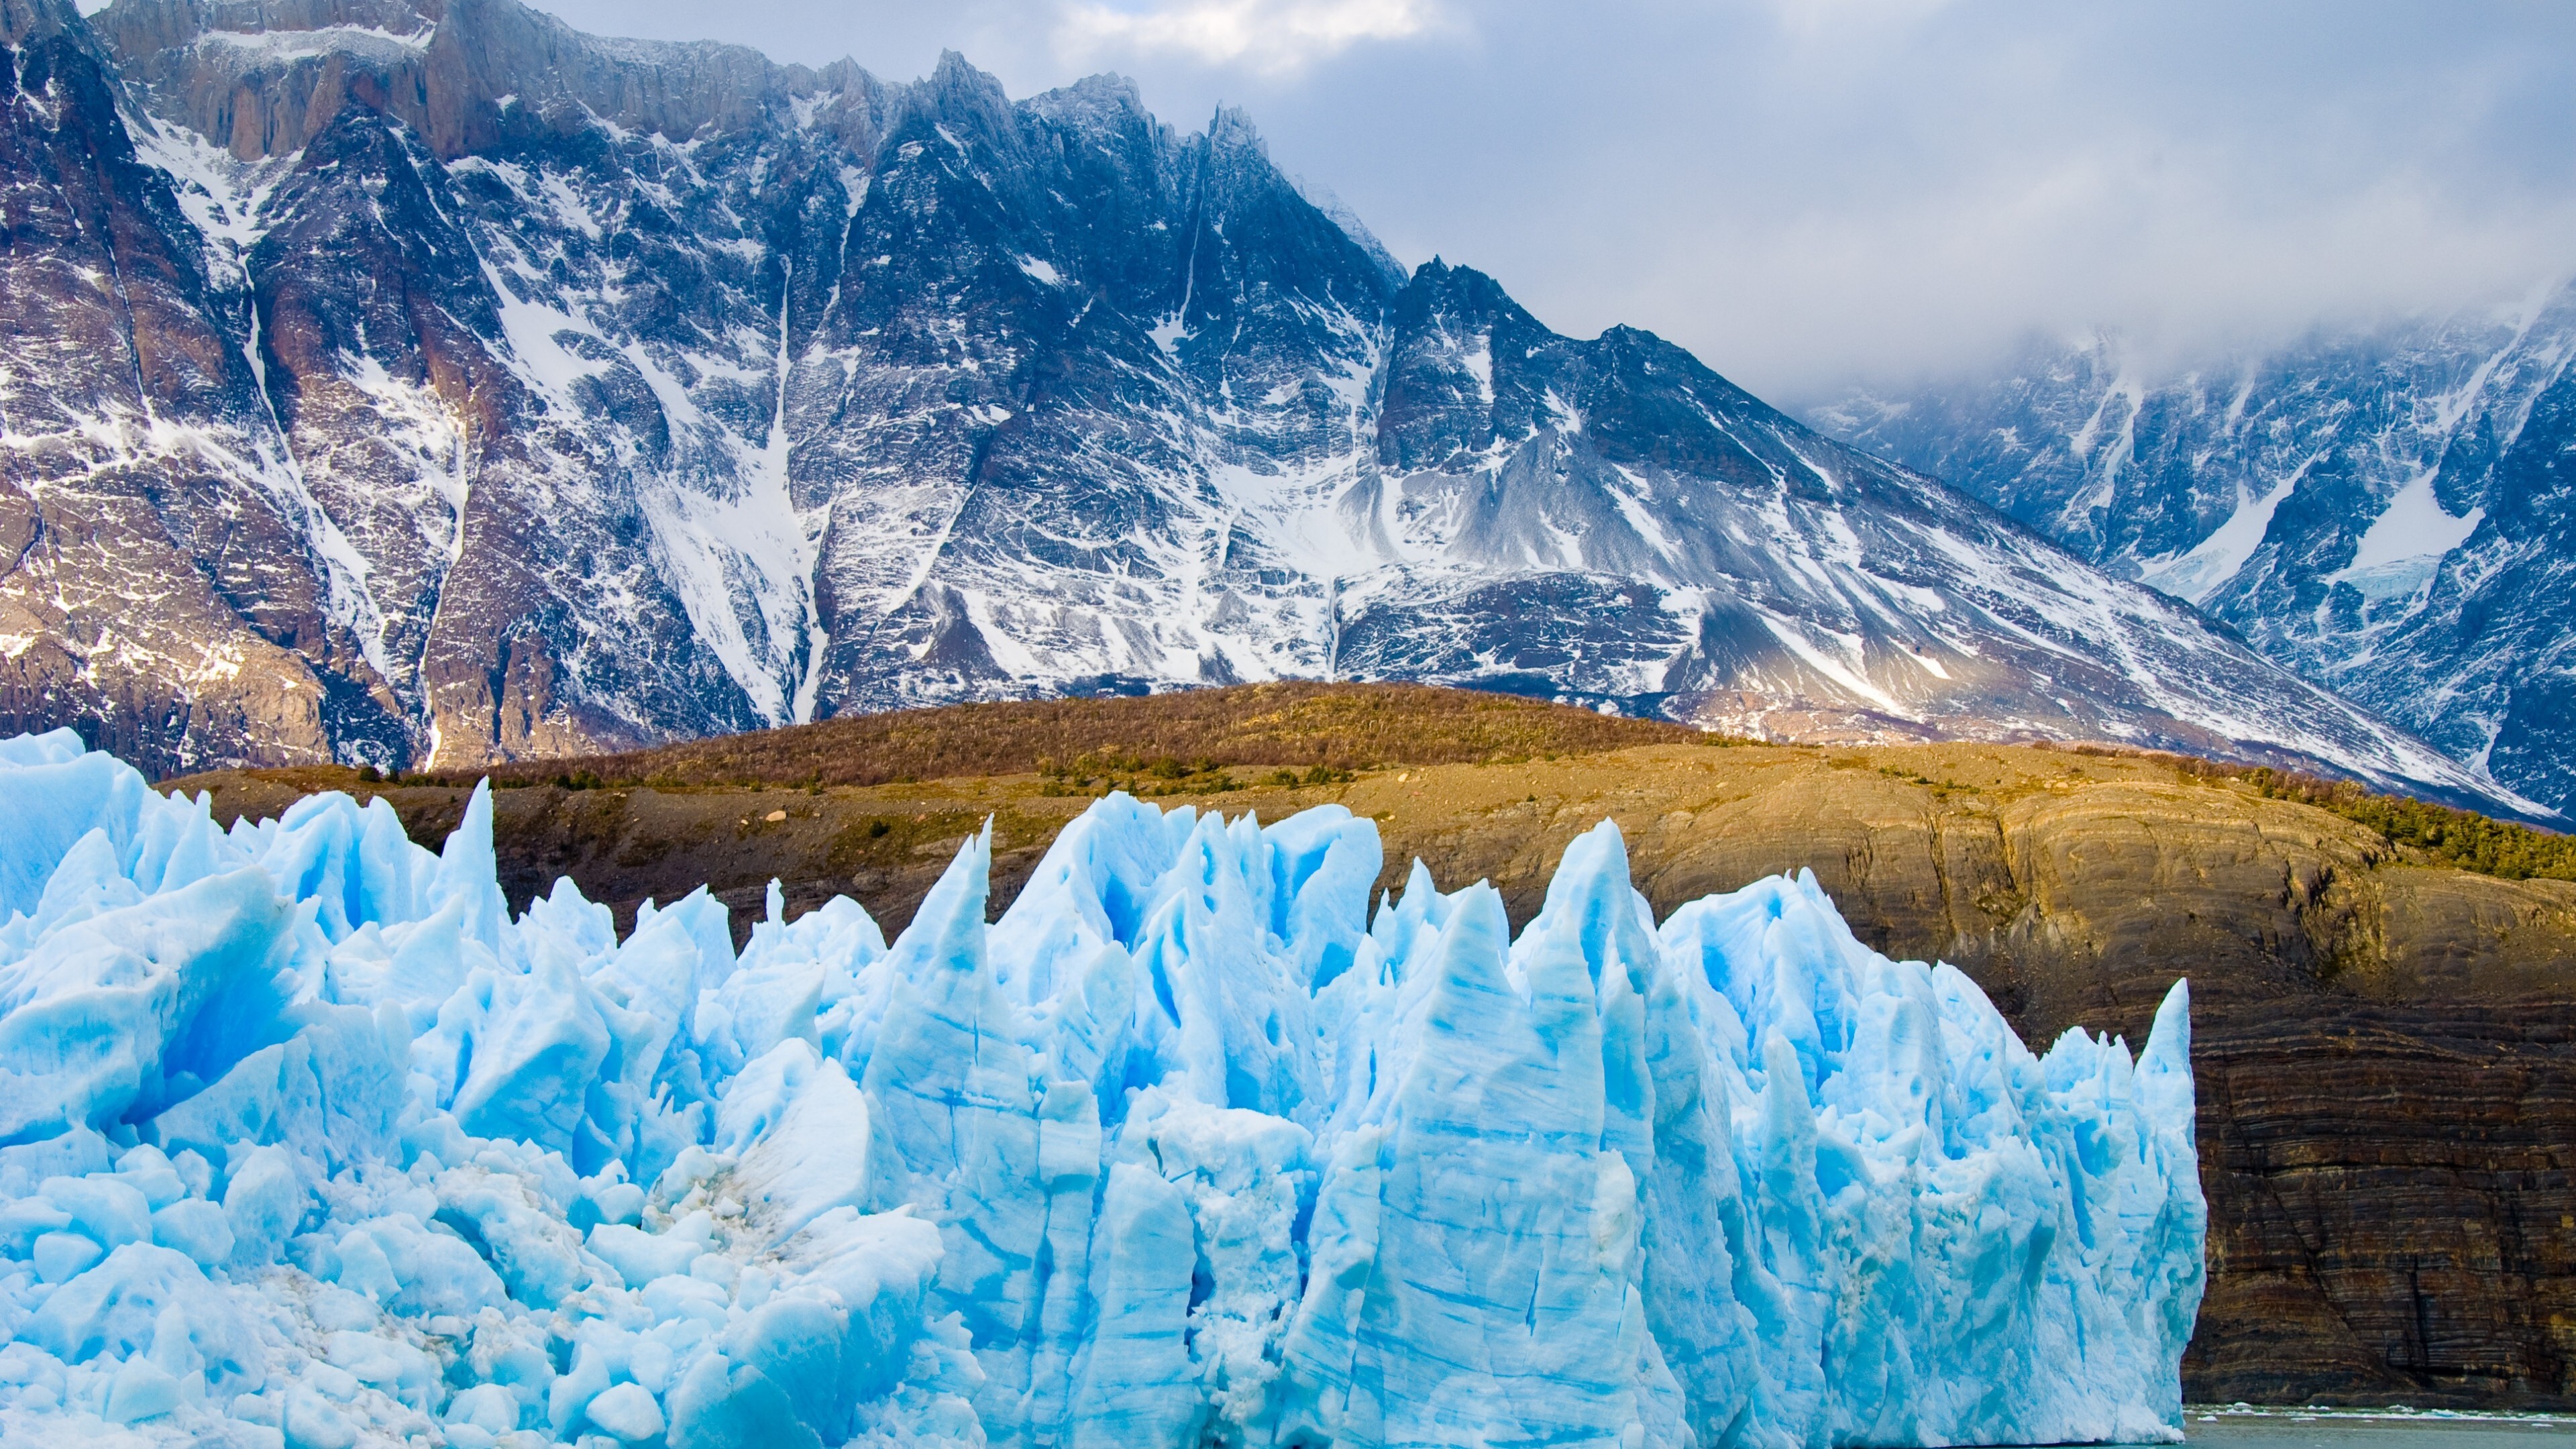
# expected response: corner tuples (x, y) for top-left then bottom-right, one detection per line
(2127, 751), (2576, 881)
(430, 683), (1721, 791)
(2245, 770), (2576, 881)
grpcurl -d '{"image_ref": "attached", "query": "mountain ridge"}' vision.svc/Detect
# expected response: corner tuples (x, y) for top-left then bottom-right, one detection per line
(1809, 284), (2576, 816)
(0, 0), (2540, 818)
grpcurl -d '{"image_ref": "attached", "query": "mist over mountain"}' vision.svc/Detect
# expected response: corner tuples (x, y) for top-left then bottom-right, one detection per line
(0, 0), (2529, 816)
(1812, 284), (2576, 815)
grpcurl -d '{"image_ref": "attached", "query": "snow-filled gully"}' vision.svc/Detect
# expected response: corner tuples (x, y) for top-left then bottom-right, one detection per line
(0, 731), (2203, 1448)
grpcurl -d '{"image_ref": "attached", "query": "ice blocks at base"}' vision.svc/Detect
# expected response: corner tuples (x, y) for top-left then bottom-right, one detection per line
(0, 731), (2204, 1447)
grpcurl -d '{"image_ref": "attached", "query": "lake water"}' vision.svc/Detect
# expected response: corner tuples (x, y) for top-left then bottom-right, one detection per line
(2180, 1411), (2576, 1449)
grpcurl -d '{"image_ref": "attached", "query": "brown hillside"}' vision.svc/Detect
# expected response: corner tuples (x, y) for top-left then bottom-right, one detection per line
(413, 681), (1709, 790)
(164, 688), (2576, 1411)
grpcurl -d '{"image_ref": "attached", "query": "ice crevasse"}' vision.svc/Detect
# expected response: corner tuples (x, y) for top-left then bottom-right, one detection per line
(0, 730), (2204, 1449)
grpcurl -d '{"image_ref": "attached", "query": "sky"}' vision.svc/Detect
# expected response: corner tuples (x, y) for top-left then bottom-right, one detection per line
(535, 0), (2576, 400)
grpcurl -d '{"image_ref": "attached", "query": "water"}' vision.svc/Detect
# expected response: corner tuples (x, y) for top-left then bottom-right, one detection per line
(2180, 1411), (2576, 1449)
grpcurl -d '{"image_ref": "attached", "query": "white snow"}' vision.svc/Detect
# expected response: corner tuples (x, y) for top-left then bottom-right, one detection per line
(539, 171), (604, 241)
(2062, 373), (2145, 525)
(2330, 471), (2485, 602)
(632, 278), (822, 729)
(2137, 466), (2306, 605)
(127, 124), (298, 294)
(1460, 330), (1495, 406)
(334, 351), (471, 566)
(1758, 610), (1909, 715)
(477, 261), (614, 412)
(199, 24), (434, 60)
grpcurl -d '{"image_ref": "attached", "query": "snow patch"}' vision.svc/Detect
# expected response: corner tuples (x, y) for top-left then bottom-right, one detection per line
(198, 23), (434, 60)
(2330, 471), (2485, 602)
(477, 262), (614, 413)
(539, 171), (603, 241)
(1461, 331), (1494, 407)
(635, 277), (820, 728)
(2137, 467), (2304, 606)
(1757, 611), (1909, 716)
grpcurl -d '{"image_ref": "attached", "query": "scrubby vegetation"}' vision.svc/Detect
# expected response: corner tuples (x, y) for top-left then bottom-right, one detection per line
(429, 683), (1717, 792)
(2237, 769), (2576, 881)
(2104, 748), (2576, 881)
(369, 683), (2566, 887)
(1035, 753), (1236, 798)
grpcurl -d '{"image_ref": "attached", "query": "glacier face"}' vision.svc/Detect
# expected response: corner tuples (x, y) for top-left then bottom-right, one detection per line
(0, 0), (2520, 817)
(0, 729), (2206, 1448)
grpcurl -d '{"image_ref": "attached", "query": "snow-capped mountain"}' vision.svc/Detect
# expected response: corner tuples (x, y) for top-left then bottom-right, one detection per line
(1811, 285), (2576, 814)
(0, 0), (2533, 816)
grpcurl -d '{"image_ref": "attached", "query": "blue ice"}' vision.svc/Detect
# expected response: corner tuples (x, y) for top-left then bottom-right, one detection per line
(0, 731), (2202, 1446)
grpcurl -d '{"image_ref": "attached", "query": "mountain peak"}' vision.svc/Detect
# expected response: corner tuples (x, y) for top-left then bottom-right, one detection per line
(926, 46), (1002, 100)
(1395, 256), (1532, 331)
(1208, 101), (1266, 153)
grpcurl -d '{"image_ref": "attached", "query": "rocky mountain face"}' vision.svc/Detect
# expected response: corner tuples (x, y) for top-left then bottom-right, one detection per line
(0, 0), (2528, 815)
(1811, 286), (2576, 816)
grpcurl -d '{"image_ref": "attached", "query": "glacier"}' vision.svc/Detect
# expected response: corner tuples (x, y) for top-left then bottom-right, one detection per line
(0, 729), (2204, 1449)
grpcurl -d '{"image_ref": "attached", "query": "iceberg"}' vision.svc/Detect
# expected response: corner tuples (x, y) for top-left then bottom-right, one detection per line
(0, 730), (2204, 1447)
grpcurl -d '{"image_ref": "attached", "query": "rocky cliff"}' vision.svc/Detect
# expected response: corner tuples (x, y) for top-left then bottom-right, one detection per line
(170, 691), (2576, 1407)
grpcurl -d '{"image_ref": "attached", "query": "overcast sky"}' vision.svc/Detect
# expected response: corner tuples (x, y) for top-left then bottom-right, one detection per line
(538, 0), (2576, 400)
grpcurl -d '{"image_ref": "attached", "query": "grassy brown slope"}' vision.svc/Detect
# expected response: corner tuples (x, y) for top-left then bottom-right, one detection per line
(419, 682), (1711, 789)
(162, 689), (2576, 1410)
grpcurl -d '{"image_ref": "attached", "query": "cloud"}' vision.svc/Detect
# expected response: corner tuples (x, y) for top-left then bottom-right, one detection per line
(1053, 0), (1450, 74)
(1754, 0), (1957, 42)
